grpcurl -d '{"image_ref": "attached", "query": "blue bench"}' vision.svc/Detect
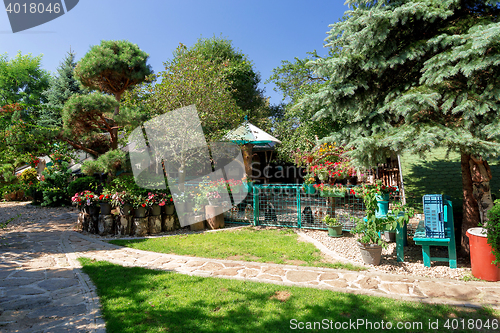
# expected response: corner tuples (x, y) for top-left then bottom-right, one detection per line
(413, 196), (457, 269)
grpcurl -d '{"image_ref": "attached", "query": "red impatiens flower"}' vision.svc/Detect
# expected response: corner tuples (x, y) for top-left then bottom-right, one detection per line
(142, 203), (146, 207)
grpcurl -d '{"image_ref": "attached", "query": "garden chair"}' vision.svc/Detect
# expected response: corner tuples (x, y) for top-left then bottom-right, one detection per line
(413, 195), (457, 269)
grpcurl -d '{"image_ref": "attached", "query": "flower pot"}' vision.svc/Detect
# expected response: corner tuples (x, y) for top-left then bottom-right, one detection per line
(327, 225), (343, 237)
(375, 199), (389, 218)
(358, 242), (383, 265)
(303, 184), (316, 195)
(150, 204), (161, 216)
(88, 205), (99, 217)
(164, 204), (175, 215)
(100, 202), (112, 215)
(466, 228), (500, 281)
(134, 206), (147, 218)
(120, 204), (133, 216)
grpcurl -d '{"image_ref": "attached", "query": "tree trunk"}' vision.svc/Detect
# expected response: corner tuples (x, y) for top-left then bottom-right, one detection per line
(460, 153), (481, 256)
(469, 155), (494, 224)
(241, 143), (253, 179)
(111, 92), (122, 150)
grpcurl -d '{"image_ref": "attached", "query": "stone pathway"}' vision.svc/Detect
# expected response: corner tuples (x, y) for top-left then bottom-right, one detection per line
(1, 204), (500, 332)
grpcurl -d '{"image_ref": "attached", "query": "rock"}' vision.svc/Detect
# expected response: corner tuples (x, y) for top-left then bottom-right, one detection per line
(148, 215), (162, 234)
(98, 215), (114, 236)
(133, 217), (148, 237)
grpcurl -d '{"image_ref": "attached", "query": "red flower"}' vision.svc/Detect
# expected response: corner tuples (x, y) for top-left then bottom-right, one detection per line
(142, 203), (146, 207)
(170, 198), (173, 202)
(99, 195), (104, 200)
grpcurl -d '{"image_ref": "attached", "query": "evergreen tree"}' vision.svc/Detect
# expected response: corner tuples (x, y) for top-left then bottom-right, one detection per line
(74, 40), (152, 149)
(40, 51), (82, 128)
(298, 0), (500, 254)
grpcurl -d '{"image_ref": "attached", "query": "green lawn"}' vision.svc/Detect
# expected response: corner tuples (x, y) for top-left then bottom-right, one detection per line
(79, 258), (500, 333)
(109, 227), (364, 271)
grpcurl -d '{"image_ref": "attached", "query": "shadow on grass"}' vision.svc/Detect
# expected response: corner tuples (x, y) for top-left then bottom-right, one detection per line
(80, 258), (499, 333)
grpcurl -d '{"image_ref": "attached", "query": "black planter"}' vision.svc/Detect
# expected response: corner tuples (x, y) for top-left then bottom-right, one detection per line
(150, 204), (161, 216)
(100, 202), (112, 215)
(135, 206), (147, 218)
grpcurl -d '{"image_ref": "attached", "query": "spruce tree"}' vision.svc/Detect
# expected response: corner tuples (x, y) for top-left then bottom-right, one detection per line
(40, 50), (82, 128)
(298, 0), (500, 254)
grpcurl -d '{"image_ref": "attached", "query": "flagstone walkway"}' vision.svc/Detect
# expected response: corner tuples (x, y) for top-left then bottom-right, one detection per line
(1, 204), (500, 332)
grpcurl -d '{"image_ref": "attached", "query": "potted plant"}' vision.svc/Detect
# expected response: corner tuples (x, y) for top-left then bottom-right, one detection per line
(160, 194), (175, 215)
(111, 191), (134, 216)
(146, 192), (164, 216)
(206, 190), (222, 206)
(132, 194), (148, 218)
(98, 192), (113, 215)
(302, 173), (316, 194)
(351, 181), (398, 217)
(315, 183), (346, 197)
(466, 199), (500, 281)
(351, 191), (411, 265)
(323, 214), (343, 237)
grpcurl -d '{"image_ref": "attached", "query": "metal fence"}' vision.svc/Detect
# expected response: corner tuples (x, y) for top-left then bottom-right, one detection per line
(223, 184), (366, 231)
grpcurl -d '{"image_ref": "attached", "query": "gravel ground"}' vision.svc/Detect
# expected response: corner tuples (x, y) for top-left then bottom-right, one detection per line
(301, 229), (472, 280)
(1, 202), (473, 281)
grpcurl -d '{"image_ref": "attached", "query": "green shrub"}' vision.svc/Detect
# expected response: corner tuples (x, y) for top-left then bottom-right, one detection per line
(19, 168), (38, 185)
(68, 176), (98, 196)
(486, 199), (500, 265)
(40, 162), (72, 207)
(97, 150), (128, 177)
(81, 160), (103, 176)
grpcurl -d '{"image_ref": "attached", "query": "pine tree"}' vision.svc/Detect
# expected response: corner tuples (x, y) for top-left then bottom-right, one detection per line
(40, 50), (82, 128)
(74, 40), (152, 150)
(298, 0), (500, 254)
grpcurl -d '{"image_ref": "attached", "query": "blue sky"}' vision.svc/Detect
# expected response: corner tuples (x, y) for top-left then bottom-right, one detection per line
(1, 1), (348, 105)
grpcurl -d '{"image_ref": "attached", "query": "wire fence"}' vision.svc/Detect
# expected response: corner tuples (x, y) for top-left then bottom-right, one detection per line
(223, 184), (367, 231)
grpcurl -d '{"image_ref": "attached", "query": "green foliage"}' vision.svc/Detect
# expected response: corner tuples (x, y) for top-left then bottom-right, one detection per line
(81, 160), (103, 176)
(18, 168), (38, 185)
(267, 54), (337, 162)
(485, 199), (500, 265)
(104, 174), (150, 198)
(0, 52), (50, 106)
(351, 192), (413, 246)
(299, 1), (500, 167)
(68, 176), (98, 197)
(0, 52), (54, 168)
(175, 36), (269, 127)
(39, 162), (72, 206)
(74, 40), (152, 101)
(40, 51), (83, 128)
(149, 45), (243, 141)
(95, 149), (128, 177)
(323, 214), (341, 227)
(62, 93), (117, 138)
